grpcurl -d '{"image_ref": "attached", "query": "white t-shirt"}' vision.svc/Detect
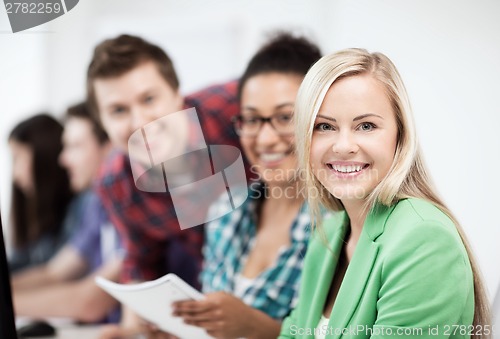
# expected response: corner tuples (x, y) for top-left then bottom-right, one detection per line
(315, 315), (330, 339)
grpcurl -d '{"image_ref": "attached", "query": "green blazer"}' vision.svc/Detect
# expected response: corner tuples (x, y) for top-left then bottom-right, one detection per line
(279, 198), (474, 338)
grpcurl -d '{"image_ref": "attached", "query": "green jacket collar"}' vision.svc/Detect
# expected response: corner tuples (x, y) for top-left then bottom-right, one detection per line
(305, 203), (397, 337)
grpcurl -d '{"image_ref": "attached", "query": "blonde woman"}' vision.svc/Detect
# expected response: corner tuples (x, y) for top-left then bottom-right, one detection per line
(279, 49), (490, 339)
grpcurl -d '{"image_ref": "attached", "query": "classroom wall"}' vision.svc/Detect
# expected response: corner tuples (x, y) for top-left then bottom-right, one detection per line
(1, 0), (499, 296)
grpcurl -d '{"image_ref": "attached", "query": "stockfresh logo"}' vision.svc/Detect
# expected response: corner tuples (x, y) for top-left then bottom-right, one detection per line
(128, 108), (249, 230)
(3, 0), (79, 33)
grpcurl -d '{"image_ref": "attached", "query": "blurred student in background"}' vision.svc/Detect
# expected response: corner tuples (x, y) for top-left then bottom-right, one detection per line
(172, 33), (322, 339)
(83, 34), (244, 338)
(8, 114), (75, 272)
(12, 102), (123, 323)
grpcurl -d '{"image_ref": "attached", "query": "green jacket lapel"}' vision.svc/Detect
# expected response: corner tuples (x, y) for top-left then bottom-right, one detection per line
(328, 230), (379, 337)
(327, 204), (396, 338)
(303, 212), (349, 335)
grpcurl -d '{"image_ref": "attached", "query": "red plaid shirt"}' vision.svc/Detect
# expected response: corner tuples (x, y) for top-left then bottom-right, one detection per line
(96, 81), (244, 285)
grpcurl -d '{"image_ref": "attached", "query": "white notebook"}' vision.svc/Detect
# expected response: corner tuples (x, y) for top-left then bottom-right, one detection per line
(95, 273), (214, 339)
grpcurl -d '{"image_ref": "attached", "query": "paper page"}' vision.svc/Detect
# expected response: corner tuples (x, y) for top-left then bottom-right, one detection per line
(95, 273), (213, 339)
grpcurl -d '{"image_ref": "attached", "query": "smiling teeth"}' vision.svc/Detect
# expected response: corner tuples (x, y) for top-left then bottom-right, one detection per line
(261, 153), (286, 162)
(331, 164), (364, 173)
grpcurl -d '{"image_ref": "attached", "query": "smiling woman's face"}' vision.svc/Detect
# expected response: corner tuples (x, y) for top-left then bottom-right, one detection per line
(240, 73), (302, 186)
(310, 74), (398, 202)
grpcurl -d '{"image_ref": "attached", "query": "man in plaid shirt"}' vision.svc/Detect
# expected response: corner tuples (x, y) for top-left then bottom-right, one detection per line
(86, 34), (244, 336)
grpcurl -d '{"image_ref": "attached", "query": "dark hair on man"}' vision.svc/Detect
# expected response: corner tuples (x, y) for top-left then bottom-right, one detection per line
(238, 32), (322, 98)
(9, 114), (73, 248)
(64, 102), (108, 145)
(86, 34), (180, 120)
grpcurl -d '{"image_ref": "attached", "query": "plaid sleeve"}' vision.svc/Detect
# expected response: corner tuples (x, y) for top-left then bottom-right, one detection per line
(185, 80), (254, 181)
(95, 151), (203, 282)
(199, 217), (221, 293)
(185, 80), (240, 147)
(199, 195), (234, 293)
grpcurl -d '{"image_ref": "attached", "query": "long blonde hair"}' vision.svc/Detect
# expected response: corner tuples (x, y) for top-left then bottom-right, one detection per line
(294, 48), (490, 335)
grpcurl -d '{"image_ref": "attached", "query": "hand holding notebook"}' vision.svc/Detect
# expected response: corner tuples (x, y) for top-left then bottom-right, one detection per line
(95, 273), (214, 339)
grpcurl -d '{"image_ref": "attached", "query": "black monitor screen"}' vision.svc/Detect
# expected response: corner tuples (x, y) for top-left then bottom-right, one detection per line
(0, 210), (17, 338)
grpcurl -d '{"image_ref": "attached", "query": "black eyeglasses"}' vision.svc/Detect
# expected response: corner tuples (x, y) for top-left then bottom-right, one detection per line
(232, 114), (294, 137)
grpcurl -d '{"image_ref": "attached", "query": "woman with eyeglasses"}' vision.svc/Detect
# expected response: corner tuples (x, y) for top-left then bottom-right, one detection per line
(172, 33), (322, 339)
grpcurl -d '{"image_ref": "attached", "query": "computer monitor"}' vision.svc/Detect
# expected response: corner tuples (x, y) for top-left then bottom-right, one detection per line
(0, 210), (17, 338)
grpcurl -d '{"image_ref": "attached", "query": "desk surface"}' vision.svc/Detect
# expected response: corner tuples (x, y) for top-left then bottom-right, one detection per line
(17, 317), (103, 338)
(54, 325), (103, 338)
(20, 324), (103, 339)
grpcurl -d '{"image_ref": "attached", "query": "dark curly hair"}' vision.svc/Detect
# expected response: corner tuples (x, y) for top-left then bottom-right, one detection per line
(238, 32), (322, 98)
